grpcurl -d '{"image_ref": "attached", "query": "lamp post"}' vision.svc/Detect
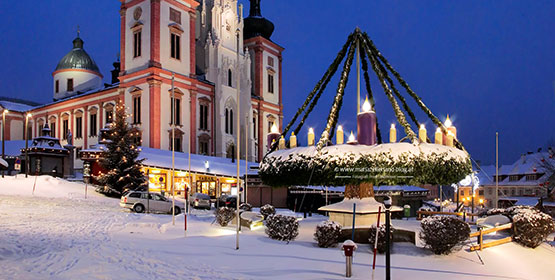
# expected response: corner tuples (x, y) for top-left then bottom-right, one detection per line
(25, 113), (32, 178)
(384, 196), (392, 280)
(2, 109), (8, 178)
(471, 193), (475, 221)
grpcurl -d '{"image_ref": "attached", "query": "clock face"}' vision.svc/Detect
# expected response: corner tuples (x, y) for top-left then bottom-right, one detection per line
(133, 7), (142, 20)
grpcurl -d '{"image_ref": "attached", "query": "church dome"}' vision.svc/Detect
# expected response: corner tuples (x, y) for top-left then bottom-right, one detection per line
(243, 0), (274, 40)
(55, 36), (100, 74)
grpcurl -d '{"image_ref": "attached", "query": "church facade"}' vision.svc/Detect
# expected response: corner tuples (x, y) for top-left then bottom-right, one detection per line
(0, 0), (283, 170)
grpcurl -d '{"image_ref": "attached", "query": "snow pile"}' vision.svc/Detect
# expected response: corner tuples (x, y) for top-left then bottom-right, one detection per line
(0, 175), (105, 201)
(314, 220), (342, 248)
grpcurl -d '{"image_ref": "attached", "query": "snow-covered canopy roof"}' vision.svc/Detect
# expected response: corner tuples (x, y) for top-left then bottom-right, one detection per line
(139, 147), (258, 178)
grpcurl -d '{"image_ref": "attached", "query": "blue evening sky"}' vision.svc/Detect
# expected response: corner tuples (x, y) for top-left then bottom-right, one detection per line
(0, 0), (553, 165)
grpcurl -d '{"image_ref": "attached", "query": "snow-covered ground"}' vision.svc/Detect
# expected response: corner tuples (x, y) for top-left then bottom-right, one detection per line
(1, 176), (555, 280)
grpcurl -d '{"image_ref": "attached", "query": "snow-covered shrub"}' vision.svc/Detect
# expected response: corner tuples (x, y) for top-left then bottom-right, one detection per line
(240, 203), (253, 211)
(265, 214), (299, 243)
(485, 208), (507, 217)
(260, 204), (276, 219)
(314, 220), (342, 247)
(418, 206), (436, 212)
(505, 206), (539, 219)
(419, 216), (470, 255)
(368, 224), (394, 254)
(512, 211), (555, 248)
(215, 207), (236, 227)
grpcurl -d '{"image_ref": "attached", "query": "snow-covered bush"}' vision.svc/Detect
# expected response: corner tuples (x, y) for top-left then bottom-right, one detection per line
(419, 216), (470, 255)
(418, 206), (436, 212)
(505, 206), (539, 218)
(240, 203), (253, 211)
(314, 220), (342, 247)
(512, 211), (555, 248)
(484, 208), (507, 217)
(260, 204), (276, 219)
(215, 207), (236, 227)
(368, 224), (394, 254)
(265, 214), (299, 243)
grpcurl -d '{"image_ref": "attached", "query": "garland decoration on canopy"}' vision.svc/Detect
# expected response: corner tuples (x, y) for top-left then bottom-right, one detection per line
(267, 33), (355, 154)
(259, 28), (472, 187)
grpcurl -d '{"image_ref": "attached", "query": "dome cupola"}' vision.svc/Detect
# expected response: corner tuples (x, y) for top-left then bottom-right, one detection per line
(243, 0), (274, 40)
(52, 32), (103, 101)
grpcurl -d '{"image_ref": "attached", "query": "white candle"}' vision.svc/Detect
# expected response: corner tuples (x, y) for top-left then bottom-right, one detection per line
(446, 131), (454, 147)
(337, 125), (344, 144)
(419, 124), (427, 143)
(390, 124), (397, 143)
(290, 132), (297, 148)
(308, 127), (315, 146)
(435, 127), (443, 145)
(278, 136), (286, 150)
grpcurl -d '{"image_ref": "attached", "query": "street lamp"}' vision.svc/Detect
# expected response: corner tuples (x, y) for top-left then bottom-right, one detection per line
(471, 193), (475, 221)
(24, 113), (32, 178)
(2, 109), (8, 178)
(384, 196), (392, 280)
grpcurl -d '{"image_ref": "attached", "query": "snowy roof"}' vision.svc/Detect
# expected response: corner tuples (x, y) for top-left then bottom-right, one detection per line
(318, 197), (402, 213)
(139, 147), (258, 178)
(478, 151), (554, 187)
(0, 100), (35, 112)
(498, 196), (539, 206)
(0, 140), (30, 157)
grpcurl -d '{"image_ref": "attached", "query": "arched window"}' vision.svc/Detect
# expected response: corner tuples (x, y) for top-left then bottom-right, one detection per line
(228, 69), (232, 87)
(225, 108), (229, 134)
(229, 109), (233, 135)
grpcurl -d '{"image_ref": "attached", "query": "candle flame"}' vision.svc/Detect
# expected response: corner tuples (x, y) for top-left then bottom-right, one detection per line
(420, 124), (425, 130)
(291, 132), (295, 136)
(270, 123), (279, 133)
(348, 131), (355, 142)
(362, 96), (372, 112)
(391, 123), (396, 129)
(436, 127), (442, 133)
(445, 114), (452, 127)
(337, 125), (343, 132)
(447, 130), (455, 136)
(308, 127), (314, 134)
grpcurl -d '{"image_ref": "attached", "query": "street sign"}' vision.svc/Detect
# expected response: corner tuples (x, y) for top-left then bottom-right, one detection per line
(14, 158), (21, 171)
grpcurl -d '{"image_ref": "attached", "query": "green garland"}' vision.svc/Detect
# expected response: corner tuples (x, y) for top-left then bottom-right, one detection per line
(361, 32), (465, 150)
(259, 147), (472, 187)
(365, 43), (417, 142)
(266, 32), (355, 155)
(316, 41), (356, 150)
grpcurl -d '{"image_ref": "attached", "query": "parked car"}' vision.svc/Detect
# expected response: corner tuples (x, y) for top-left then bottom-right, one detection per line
(216, 194), (231, 208)
(189, 193), (211, 209)
(120, 191), (184, 214)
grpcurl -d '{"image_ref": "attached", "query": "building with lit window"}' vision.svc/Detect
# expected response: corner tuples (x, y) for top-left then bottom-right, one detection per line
(0, 0), (284, 177)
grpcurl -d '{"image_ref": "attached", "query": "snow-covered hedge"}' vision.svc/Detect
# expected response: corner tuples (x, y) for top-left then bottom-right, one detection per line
(215, 207), (236, 227)
(368, 224), (394, 254)
(265, 214), (299, 243)
(314, 220), (342, 248)
(512, 210), (555, 248)
(419, 216), (470, 255)
(260, 204), (276, 219)
(418, 206), (436, 212)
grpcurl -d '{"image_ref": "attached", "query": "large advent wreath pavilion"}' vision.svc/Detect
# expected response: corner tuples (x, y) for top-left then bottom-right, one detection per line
(258, 29), (472, 226)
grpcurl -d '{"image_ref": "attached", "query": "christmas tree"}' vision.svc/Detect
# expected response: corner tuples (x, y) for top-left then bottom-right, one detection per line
(96, 102), (146, 195)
